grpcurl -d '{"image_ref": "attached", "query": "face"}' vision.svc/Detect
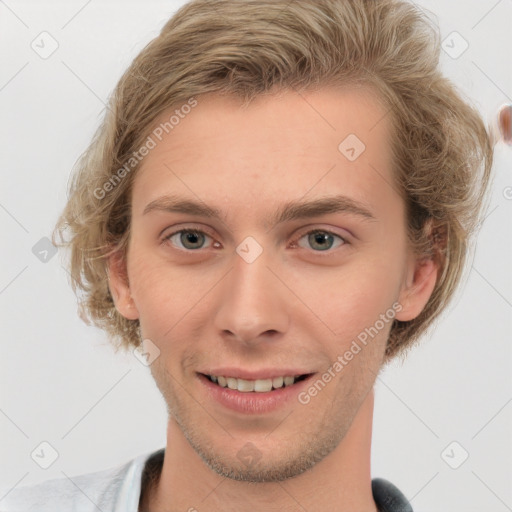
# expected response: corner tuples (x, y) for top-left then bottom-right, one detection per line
(110, 86), (436, 482)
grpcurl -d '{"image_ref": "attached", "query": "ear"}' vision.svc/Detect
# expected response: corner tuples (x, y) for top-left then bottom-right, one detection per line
(107, 249), (140, 321)
(395, 254), (438, 322)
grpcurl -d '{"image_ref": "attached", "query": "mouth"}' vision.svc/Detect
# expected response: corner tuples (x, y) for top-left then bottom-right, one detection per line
(198, 373), (313, 392)
(197, 371), (316, 414)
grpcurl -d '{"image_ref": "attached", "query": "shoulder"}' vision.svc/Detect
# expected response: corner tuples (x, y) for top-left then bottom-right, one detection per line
(1, 449), (161, 512)
(1, 463), (130, 512)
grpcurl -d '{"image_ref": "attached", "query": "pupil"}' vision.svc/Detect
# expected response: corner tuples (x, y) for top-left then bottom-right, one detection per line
(182, 231), (203, 249)
(310, 232), (332, 251)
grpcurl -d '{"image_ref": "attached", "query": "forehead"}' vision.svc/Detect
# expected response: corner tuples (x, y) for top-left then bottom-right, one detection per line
(132, 86), (399, 222)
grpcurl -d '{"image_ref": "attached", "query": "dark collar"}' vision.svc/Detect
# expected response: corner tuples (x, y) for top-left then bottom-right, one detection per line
(372, 478), (414, 512)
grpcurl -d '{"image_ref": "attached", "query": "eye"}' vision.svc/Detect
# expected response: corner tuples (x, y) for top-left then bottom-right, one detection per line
(163, 229), (217, 251)
(294, 229), (347, 252)
(162, 227), (348, 253)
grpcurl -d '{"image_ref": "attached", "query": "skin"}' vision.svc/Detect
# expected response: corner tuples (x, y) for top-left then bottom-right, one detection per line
(108, 86), (438, 512)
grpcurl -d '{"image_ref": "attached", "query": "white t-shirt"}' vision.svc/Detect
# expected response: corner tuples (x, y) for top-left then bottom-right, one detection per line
(0, 448), (160, 512)
(1, 447), (415, 512)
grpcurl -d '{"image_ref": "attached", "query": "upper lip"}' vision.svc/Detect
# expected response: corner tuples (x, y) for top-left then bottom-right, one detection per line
(198, 368), (314, 380)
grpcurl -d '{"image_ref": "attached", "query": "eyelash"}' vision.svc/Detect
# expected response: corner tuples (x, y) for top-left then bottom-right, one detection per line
(161, 226), (349, 254)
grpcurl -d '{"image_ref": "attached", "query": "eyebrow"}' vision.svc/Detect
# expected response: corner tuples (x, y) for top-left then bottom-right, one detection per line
(142, 193), (377, 228)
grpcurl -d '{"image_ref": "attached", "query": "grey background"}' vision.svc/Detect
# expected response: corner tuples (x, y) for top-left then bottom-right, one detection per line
(1, 1), (511, 511)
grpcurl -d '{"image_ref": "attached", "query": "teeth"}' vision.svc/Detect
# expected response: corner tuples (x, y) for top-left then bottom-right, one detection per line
(254, 379), (272, 392)
(284, 376), (295, 386)
(272, 376), (283, 388)
(208, 374), (302, 392)
(226, 377), (238, 390)
(237, 379), (255, 392)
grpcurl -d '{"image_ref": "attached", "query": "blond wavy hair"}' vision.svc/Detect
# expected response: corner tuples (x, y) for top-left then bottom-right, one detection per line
(53, 0), (494, 361)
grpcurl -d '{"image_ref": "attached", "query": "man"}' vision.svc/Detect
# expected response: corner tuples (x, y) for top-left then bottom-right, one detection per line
(3, 0), (493, 510)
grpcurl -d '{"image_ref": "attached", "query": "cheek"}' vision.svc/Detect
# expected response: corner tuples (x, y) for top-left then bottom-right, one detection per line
(291, 254), (403, 336)
(127, 252), (178, 332)
(127, 250), (216, 345)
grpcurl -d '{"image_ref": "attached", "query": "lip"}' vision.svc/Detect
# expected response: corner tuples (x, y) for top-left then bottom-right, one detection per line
(197, 372), (316, 414)
(199, 368), (312, 379)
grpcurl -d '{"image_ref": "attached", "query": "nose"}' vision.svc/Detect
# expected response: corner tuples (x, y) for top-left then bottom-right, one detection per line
(213, 246), (290, 347)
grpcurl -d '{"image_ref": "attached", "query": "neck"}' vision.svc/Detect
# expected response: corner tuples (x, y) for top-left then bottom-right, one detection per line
(143, 389), (378, 512)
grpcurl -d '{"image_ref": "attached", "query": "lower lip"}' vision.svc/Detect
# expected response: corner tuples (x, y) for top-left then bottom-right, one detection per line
(198, 373), (315, 414)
